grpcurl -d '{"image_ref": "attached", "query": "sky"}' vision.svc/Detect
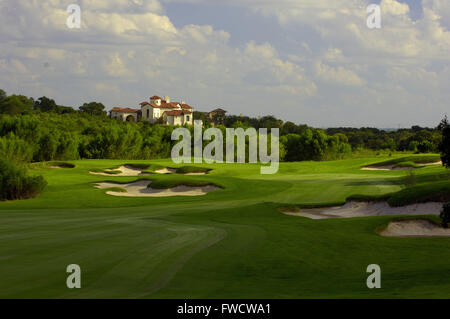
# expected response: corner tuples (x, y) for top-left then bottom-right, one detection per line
(0, 0), (449, 128)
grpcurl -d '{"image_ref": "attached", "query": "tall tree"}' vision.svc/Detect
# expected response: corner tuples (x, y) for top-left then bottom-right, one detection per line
(79, 102), (107, 116)
(34, 96), (58, 112)
(438, 116), (449, 168)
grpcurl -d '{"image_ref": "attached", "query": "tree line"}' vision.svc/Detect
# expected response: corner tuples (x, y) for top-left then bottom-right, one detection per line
(0, 89), (445, 165)
(195, 111), (443, 154)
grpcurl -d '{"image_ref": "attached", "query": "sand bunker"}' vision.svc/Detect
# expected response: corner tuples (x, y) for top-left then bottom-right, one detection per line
(49, 163), (74, 168)
(361, 166), (409, 171)
(380, 219), (450, 237)
(94, 180), (220, 197)
(154, 168), (177, 174)
(361, 161), (442, 171)
(281, 201), (443, 219)
(90, 165), (152, 177)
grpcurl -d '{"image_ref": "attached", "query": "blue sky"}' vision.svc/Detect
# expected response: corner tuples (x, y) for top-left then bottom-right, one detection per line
(0, 0), (449, 127)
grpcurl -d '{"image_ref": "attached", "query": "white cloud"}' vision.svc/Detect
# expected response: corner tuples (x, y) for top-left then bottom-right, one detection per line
(314, 61), (365, 86)
(0, 0), (448, 126)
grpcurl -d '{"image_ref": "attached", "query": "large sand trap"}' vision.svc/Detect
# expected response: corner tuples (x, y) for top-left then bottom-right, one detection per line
(94, 180), (220, 197)
(154, 168), (177, 174)
(90, 165), (152, 176)
(361, 161), (442, 171)
(281, 201), (443, 219)
(380, 219), (450, 237)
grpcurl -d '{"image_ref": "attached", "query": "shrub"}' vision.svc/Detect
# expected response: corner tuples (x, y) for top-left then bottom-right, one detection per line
(0, 134), (34, 163)
(441, 203), (450, 228)
(0, 159), (47, 200)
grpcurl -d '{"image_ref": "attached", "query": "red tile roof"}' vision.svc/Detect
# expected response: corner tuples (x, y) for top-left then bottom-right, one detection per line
(150, 95), (162, 100)
(165, 110), (192, 116)
(141, 98), (193, 110)
(180, 103), (193, 109)
(111, 107), (141, 113)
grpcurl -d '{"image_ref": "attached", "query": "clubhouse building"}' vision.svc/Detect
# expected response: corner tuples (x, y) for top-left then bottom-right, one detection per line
(110, 95), (194, 125)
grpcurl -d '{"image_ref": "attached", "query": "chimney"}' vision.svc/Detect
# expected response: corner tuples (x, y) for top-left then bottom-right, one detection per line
(164, 95), (170, 103)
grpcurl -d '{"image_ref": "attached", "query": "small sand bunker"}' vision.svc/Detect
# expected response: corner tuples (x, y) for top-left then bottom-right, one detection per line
(281, 201), (443, 219)
(183, 172), (207, 175)
(361, 166), (407, 171)
(422, 161), (443, 166)
(90, 165), (152, 177)
(94, 180), (220, 197)
(154, 168), (177, 174)
(361, 161), (442, 171)
(49, 163), (75, 169)
(380, 219), (450, 237)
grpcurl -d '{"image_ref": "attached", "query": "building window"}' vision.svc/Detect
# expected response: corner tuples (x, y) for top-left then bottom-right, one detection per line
(186, 115), (190, 121)
(146, 109), (149, 118)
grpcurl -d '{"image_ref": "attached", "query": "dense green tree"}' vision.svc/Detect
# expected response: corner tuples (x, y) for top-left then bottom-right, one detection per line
(57, 105), (77, 114)
(34, 96), (59, 112)
(79, 102), (107, 116)
(0, 95), (34, 115)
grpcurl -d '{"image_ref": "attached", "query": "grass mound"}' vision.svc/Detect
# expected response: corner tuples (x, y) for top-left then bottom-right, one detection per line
(344, 181), (450, 207)
(368, 155), (441, 168)
(124, 163), (167, 174)
(90, 168), (122, 174)
(387, 181), (450, 206)
(346, 193), (393, 202)
(47, 161), (75, 168)
(176, 166), (211, 174)
(148, 178), (220, 190)
(103, 187), (127, 193)
(123, 163), (152, 170)
(0, 159), (47, 201)
(393, 161), (420, 168)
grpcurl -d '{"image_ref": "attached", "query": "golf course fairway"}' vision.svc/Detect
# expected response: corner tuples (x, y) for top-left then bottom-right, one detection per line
(1, 155), (450, 298)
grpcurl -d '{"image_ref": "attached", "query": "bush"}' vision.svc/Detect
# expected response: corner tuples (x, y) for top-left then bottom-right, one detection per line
(0, 159), (47, 200)
(441, 203), (450, 228)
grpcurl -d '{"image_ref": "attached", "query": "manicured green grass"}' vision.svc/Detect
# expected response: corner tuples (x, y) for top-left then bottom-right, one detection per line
(0, 154), (449, 298)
